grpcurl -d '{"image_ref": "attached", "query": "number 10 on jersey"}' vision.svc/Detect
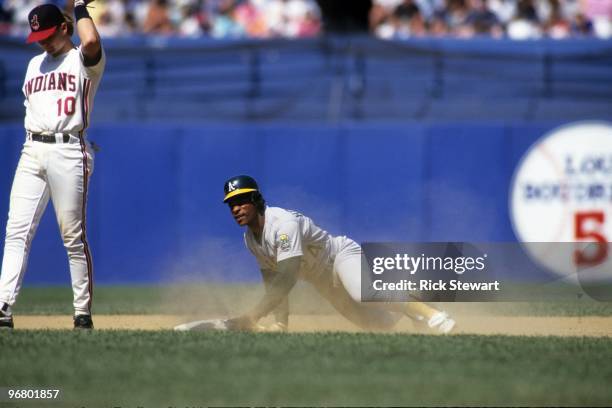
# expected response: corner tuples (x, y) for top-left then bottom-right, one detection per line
(57, 96), (76, 116)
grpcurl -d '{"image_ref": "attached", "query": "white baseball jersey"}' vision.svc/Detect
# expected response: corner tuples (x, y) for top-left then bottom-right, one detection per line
(243, 206), (403, 329)
(23, 45), (105, 134)
(244, 206), (350, 282)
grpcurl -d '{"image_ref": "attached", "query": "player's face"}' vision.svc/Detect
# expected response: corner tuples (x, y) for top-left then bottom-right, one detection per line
(227, 194), (257, 226)
(38, 23), (68, 56)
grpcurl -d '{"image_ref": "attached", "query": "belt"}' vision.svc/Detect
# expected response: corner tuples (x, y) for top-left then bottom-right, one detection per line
(27, 132), (73, 143)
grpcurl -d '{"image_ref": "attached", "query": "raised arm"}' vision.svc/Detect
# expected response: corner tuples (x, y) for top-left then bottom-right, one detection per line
(74, 0), (101, 65)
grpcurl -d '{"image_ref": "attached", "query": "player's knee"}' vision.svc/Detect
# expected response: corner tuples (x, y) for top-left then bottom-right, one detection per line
(60, 228), (86, 254)
(4, 226), (32, 248)
(5, 217), (34, 239)
(5, 231), (27, 245)
(63, 238), (85, 255)
(346, 287), (362, 303)
(58, 215), (85, 245)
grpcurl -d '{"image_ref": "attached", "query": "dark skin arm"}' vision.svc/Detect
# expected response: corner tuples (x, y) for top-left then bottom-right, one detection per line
(249, 256), (300, 322)
(261, 268), (289, 327)
(226, 256), (301, 330)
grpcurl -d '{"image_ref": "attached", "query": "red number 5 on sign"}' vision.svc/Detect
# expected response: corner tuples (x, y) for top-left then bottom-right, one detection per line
(574, 211), (608, 267)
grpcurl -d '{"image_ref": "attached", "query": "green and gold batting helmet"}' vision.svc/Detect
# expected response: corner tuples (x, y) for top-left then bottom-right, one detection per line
(223, 175), (259, 202)
(223, 175), (266, 213)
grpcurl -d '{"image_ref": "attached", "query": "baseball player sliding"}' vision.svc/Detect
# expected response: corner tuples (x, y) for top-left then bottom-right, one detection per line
(177, 175), (456, 334)
(0, 2), (104, 329)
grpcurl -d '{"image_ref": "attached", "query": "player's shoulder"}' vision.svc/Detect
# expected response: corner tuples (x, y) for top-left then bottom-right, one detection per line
(266, 207), (306, 237)
(28, 52), (47, 65)
(73, 46), (87, 61)
(25, 52), (46, 75)
(32, 51), (46, 60)
(266, 206), (300, 224)
(77, 44), (106, 65)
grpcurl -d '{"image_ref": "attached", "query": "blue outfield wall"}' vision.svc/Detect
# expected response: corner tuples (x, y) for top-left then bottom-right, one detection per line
(0, 122), (557, 284)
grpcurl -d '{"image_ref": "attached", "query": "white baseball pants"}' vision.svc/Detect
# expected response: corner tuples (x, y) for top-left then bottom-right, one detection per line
(0, 137), (94, 315)
(311, 237), (402, 331)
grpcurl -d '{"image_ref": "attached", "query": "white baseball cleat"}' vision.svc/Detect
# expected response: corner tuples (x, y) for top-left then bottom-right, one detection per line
(427, 311), (456, 334)
(173, 318), (228, 331)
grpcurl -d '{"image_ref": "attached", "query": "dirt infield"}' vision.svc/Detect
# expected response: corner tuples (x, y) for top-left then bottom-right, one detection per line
(11, 314), (612, 336)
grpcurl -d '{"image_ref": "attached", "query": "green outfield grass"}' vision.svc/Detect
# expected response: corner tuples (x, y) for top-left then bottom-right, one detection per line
(1, 330), (611, 407)
(3, 285), (612, 407)
(13, 284), (612, 316)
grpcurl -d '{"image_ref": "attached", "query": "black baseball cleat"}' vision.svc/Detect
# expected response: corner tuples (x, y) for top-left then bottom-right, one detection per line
(73, 314), (94, 330)
(0, 310), (14, 329)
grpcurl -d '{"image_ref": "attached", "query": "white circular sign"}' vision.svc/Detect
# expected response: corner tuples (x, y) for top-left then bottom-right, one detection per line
(510, 121), (612, 279)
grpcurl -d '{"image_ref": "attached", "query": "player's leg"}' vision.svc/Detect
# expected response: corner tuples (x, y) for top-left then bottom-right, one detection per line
(312, 241), (401, 331)
(313, 274), (402, 331)
(334, 238), (456, 333)
(0, 144), (50, 317)
(403, 302), (456, 333)
(47, 142), (94, 319)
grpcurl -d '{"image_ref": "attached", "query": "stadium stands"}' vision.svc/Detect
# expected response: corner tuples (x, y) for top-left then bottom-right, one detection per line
(1, 36), (610, 122)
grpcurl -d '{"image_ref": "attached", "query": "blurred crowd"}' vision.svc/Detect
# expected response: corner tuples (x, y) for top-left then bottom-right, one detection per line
(0, 0), (322, 38)
(0, 0), (610, 39)
(371, 0), (611, 39)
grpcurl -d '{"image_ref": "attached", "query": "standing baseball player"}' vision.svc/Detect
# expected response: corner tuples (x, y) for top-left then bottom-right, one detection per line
(221, 175), (456, 333)
(0, 2), (104, 329)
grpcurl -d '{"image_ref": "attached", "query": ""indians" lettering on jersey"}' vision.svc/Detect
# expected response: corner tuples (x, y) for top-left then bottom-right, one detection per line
(24, 72), (77, 97)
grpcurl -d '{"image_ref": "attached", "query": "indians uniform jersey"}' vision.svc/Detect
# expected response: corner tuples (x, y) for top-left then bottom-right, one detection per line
(244, 206), (355, 283)
(23, 45), (105, 134)
(0, 44), (105, 318)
